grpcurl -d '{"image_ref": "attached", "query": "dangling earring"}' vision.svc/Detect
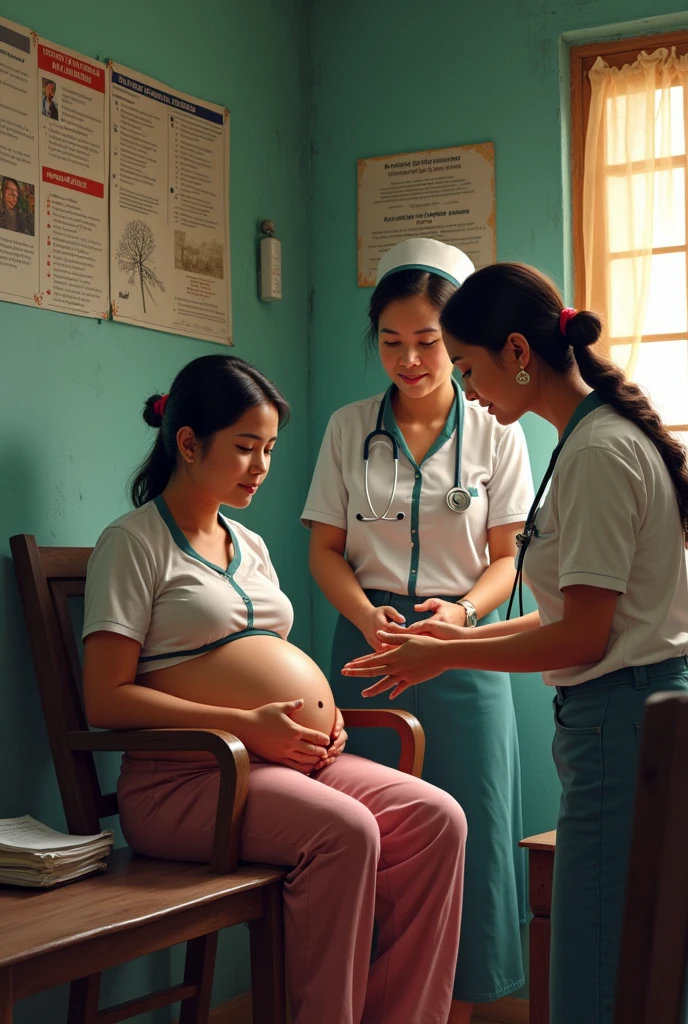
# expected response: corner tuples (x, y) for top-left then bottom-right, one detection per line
(516, 365), (530, 386)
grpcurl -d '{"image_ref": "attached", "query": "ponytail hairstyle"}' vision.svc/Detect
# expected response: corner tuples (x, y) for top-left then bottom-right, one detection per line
(130, 354), (290, 508)
(366, 269), (457, 348)
(440, 262), (688, 535)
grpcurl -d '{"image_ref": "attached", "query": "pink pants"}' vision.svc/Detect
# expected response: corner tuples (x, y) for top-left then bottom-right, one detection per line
(118, 752), (466, 1024)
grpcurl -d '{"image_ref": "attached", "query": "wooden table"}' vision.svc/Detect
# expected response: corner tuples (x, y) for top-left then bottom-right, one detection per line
(519, 830), (556, 1024)
(0, 848), (286, 1024)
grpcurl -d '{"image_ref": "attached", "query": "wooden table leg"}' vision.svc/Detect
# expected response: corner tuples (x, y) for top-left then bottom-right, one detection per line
(0, 967), (13, 1024)
(67, 974), (100, 1023)
(529, 849), (554, 1024)
(250, 881), (286, 1024)
(179, 932), (218, 1024)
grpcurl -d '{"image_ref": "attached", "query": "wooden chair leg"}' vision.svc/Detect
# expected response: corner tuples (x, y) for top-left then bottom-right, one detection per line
(179, 932), (219, 1024)
(0, 968), (12, 1024)
(249, 881), (286, 1024)
(67, 974), (100, 1024)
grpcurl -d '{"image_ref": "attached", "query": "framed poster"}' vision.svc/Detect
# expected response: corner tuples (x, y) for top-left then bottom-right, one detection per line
(358, 142), (496, 287)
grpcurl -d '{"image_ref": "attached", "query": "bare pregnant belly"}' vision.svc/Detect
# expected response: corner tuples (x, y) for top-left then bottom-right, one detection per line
(135, 635), (336, 762)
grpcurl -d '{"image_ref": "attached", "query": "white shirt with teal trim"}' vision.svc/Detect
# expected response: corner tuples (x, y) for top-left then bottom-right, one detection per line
(83, 497), (294, 673)
(302, 390), (534, 597)
(523, 404), (688, 687)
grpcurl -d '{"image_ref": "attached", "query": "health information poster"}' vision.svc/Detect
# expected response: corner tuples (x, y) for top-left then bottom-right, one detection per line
(357, 143), (496, 287)
(109, 63), (231, 343)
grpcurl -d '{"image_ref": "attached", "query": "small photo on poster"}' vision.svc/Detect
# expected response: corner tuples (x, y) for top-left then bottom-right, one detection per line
(0, 176), (35, 236)
(41, 77), (59, 121)
(174, 231), (224, 280)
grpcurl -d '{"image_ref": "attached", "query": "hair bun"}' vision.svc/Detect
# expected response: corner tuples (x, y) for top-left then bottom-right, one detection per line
(567, 309), (603, 349)
(143, 394), (165, 428)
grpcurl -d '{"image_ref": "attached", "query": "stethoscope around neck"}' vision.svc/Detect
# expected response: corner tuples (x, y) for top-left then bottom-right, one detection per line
(506, 390), (605, 620)
(356, 382), (472, 522)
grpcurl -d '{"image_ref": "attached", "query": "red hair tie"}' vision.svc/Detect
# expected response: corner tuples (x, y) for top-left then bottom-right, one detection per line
(153, 394), (169, 417)
(559, 308), (577, 335)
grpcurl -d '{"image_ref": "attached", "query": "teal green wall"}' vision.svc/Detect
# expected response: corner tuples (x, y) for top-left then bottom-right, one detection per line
(0, 0), (310, 1019)
(307, 0), (688, 997)
(3, 0), (688, 1018)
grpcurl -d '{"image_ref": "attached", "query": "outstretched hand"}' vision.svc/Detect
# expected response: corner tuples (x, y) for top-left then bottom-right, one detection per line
(341, 635), (448, 699)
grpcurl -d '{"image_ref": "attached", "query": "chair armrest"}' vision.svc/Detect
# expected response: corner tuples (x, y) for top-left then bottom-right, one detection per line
(338, 709), (425, 778)
(67, 728), (250, 874)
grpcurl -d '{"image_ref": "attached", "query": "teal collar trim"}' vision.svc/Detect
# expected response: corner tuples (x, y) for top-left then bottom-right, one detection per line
(139, 628), (283, 663)
(381, 380), (458, 470)
(380, 380), (460, 597)
(558, 391), (605, 448)
(506, 391), (605, 620)
(153, 495), (241, 577)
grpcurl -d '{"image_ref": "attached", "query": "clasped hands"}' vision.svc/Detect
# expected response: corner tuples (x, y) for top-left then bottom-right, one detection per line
(344, 598), (472, 699)
(242, 700), (347, 774)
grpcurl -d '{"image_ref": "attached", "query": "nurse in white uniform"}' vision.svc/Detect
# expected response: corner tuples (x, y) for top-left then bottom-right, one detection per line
(342, 262), (688, 1024)
(303, 239), (535, 1024)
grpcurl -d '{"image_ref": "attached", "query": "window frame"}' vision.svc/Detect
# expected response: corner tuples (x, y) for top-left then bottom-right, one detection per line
(570, 30), (688, 432)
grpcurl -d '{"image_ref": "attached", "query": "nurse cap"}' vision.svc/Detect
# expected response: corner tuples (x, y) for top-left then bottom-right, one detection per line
(375, 238), (475, 289)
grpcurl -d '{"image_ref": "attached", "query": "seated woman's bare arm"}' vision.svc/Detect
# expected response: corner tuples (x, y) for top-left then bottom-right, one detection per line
(83, 632), (331, 770)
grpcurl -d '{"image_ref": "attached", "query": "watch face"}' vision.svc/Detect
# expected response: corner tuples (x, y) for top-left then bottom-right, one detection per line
(461, 603), (477, 626)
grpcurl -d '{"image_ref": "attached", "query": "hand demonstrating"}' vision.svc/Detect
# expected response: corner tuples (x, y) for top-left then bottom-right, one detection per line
(314, 706), (348, 771)
(341, 635), (448, 699)
(243, 699), (331, 773)
(414, 597), (467, 627)
(382, 619), (470, 642)
(358, 604), (406, 651)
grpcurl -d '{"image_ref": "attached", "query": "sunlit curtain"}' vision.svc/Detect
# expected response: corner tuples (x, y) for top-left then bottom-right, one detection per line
(583, 47), (688, 396)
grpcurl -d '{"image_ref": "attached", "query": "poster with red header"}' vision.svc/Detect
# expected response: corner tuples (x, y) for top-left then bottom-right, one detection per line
(36, 40), (109, 317)
(0, 16), (109, 317)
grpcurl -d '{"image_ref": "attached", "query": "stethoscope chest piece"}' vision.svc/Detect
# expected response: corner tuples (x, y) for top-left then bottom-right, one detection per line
(446, 486), (472, 514)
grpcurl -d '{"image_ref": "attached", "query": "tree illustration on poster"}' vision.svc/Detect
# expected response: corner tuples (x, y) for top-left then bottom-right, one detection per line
(116, 220), (165, 314)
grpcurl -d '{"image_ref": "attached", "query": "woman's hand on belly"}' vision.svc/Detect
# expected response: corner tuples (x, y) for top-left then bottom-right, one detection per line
(243, 699), (332, 773)
(313, 706), (348, 771)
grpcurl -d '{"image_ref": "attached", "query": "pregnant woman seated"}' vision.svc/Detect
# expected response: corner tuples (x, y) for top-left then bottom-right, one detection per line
(82, 353), (467, 1024)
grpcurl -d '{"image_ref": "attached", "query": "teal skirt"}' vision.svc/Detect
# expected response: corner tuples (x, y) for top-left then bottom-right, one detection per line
(550, 655), (688, 1024)
(330, 590), (526, 1003)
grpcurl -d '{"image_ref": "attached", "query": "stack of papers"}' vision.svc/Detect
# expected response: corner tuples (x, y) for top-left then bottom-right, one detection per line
(0, 815), (113, 888)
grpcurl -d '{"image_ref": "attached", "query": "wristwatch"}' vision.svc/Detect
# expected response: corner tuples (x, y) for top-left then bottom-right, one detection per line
(456, 598), (478, 628)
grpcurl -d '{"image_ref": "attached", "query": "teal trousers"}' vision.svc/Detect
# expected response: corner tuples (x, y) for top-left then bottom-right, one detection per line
(550, 655), (688, 1024)
(331, 591), (526, 1003)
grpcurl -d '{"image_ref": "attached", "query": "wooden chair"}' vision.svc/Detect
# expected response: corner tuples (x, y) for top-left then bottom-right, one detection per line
(614, 689), (688, 1024)
(2, 534), (425, 1024)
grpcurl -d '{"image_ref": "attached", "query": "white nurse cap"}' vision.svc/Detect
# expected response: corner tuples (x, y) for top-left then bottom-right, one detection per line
(375, 238), (475, 289)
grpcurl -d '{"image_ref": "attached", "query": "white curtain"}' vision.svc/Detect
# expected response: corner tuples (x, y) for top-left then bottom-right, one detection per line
(583, 47), (688, 383)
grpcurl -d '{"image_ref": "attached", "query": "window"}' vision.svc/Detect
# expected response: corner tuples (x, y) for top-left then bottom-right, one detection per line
(571, 33), (688, 448)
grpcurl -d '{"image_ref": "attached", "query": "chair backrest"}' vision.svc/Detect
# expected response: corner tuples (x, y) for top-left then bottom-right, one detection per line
(614, 688), (688, 1024)
(10, 534), (116, 835)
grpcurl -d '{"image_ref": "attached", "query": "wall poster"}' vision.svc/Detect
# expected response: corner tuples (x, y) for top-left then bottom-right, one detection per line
(109, 63), (231, 344)
(0, 16), (109, 317)
(357, 142), (496, 287)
